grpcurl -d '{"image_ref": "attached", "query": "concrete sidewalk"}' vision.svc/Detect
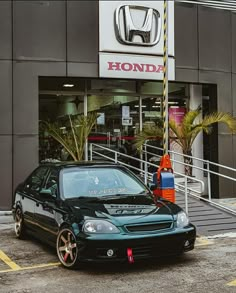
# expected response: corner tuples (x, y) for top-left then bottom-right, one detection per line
(0, 212), (13, 224)
(0, 209), (13, 226)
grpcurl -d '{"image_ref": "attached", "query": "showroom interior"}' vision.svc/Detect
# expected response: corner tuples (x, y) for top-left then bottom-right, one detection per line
(38, 77), (216, 163)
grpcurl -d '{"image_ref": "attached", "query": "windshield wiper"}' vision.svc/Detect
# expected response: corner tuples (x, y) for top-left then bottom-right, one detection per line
(96, 194), (130, 200)
(66, 196), (95, 201)
(137, 191), (151, 195)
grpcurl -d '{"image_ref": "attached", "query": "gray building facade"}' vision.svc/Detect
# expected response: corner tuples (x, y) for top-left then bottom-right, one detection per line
(0, 0), (236, 210)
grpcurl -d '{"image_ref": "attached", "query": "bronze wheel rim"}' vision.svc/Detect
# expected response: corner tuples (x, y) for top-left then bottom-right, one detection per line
(57, 228), (78, 267)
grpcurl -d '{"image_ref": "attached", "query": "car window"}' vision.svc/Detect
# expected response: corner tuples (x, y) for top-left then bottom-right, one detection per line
(61, 167), (149, 199)
(44, 168), (59, 198)
(25, 167), (49, 195)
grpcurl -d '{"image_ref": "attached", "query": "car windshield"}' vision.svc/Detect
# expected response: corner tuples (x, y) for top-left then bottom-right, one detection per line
(60, 167), (148, 199)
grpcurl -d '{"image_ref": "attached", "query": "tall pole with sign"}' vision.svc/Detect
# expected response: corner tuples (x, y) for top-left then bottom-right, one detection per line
(163, 0), (169, 155)
(154, 0), (176, 204)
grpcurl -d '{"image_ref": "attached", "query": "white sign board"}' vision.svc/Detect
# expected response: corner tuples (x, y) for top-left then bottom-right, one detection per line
(122, 105), (130, 118)
(122, 117), (133, 126)
(99, 0), (175, 80)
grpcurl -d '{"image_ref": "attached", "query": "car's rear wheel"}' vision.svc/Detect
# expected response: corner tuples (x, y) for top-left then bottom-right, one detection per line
(56, 227), (79, 269)
(14, 207), (26, 239)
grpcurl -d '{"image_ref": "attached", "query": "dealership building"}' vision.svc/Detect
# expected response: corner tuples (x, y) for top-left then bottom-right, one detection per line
(0, 0), (236, 210)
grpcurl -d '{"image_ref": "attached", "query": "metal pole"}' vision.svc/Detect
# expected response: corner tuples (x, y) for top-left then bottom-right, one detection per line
(89, 143), (93, 161)
(163, 0), (169, 155)
(207, 161), (212, 202)
(185, 176), (188, 214)
(144, 144), (148, 184)
(139, 96), (143, 172)
(84, 81), (88, 161)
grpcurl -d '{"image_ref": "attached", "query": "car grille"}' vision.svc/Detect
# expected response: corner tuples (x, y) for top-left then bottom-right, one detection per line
(125, 222), (173, 233)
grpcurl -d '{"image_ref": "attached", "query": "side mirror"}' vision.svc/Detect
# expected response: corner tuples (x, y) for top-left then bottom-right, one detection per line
(148, 182), (157, 191)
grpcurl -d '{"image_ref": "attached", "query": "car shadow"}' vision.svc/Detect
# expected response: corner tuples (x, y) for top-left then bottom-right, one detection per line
(79, 254), (196, 274)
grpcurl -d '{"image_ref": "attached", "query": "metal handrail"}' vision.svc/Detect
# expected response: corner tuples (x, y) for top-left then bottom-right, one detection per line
(144, 143), (236, 179)
(89, 143), (205, 215)
(143, 143), (236, 216)
(90, 143), (236, 216)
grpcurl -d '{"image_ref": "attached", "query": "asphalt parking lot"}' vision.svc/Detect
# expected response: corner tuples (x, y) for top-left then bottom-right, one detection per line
(0, 221), (236, 293)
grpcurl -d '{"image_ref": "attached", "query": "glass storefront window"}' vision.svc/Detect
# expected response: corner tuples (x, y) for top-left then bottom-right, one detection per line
(87, 94), (139, 155)
(39, 77), (190, 162)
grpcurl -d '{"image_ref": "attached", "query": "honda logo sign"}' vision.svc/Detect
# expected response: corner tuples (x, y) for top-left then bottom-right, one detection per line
(115, 5), (161, 46)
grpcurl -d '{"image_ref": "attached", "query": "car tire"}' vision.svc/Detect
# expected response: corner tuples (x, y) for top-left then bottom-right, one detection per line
(56, 227), (79, 269)
(14, 207), (27, 239)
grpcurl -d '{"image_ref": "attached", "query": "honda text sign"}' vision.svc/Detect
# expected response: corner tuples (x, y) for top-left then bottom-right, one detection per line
(99, 0), (175, 80)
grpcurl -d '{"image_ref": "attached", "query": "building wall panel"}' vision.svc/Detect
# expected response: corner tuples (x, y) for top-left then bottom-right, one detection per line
(13, 135), (38, 191)
(175, 68), (199, 83)
(0, 61), (12, 134)
(0, 136), (12, 210)
(198, 7), (231, 72)
(0, 1), (12, 60)
(67, 63), (98, 77)
(175, 3), (198, 69)
(67, 0), (98, 63)
(13, 0), (66, 61)
(232, 14), (236, 73)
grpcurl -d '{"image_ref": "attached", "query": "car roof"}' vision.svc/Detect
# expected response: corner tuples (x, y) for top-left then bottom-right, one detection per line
(40, 160), (121, 170)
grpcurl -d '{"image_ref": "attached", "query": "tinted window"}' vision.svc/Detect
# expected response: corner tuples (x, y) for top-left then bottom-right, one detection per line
(25, 167), (49, 195)
(61, 167), (148, 199)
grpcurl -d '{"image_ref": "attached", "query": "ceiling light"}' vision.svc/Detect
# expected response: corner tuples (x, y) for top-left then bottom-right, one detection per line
(63, 84), (74, 88)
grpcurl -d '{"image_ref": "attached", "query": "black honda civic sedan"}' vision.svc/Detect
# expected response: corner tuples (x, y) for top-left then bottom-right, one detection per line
(12, 161), (196, 269)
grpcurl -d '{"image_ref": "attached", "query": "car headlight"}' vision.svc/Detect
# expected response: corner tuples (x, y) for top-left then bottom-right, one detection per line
(176, 211), (189, 228)
(83, 220), (120, 234)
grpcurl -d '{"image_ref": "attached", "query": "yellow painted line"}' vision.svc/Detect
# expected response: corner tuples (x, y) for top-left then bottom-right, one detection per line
(0, 262), (60, 274)
(0, 250), (21, 270)
(195, 237), (214, 247)
(227, 279), (236, 286)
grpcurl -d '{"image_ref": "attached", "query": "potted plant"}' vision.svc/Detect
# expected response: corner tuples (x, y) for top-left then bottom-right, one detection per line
(41, 112), (98, 161)
(135, 106), (236, 176)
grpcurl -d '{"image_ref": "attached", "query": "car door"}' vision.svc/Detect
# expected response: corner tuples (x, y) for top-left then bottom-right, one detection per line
(18, 166), (49, 233)
(34, 167), (60, 244)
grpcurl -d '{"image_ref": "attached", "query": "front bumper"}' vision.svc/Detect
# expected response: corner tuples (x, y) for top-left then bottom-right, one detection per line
(75, 225), (196, 263)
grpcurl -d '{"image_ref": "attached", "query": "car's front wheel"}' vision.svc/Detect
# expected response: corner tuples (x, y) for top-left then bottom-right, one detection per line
(14, 207), (26, 239)
(56, 227), (79, 269)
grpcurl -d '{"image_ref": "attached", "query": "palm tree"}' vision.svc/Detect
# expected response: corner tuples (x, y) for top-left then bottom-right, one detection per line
(41, 112), (98, 161)
(135, 106), (236, 176)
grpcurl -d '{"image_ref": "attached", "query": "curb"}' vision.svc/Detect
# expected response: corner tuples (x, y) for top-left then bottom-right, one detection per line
(0, 211), (12, 216)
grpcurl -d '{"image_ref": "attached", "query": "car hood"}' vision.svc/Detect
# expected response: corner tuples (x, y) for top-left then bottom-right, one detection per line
(66, 195), (177, 225)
